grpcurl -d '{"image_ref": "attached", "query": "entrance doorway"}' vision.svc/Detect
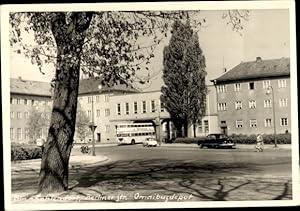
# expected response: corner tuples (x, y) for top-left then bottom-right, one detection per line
(97, 133), (101, 142)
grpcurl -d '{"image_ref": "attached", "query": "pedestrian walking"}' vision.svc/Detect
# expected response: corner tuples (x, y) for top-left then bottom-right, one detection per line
(255, 134), (264, 152)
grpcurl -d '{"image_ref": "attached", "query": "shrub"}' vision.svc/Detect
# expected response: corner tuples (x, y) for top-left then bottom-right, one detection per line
(11, 145), (42, 161)
(173, 137), (206, 144)
(229, 133), (291, 144)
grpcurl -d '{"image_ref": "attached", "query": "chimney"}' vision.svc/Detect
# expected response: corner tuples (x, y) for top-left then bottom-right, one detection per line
(256, 57), (262, 62)
(223, 68), (227, 73)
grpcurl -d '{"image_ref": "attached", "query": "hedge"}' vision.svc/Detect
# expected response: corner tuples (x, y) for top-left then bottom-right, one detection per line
(11, 144), (42, 161)
(229, 133), (291, 144)
(171, 133), (291, 145)
(173, 137), (206, 144)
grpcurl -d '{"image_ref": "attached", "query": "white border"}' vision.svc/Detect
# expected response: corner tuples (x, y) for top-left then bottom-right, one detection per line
(1, 1), (299, 210)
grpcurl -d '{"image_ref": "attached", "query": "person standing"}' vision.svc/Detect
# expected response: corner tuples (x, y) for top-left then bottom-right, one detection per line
(255, 134), (264, 152)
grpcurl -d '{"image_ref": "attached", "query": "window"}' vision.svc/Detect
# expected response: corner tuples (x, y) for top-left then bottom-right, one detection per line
(280, 118), (288, 126)
(217, 85), (227, 93)
(134, 102), (138, 114)
(87, 110), (92, 119)
(249, 119), (257, 128)
(248, 82), (255, 90)
(10, 98), (13, 104)
(17, 98), (21, 104)
(125, 103), (129, 115)
(96, 96), (100, 103)
(17, 112), (22, 119)
(17, 128), (22, 140)
(24, 99), (28, 105)
(198, 121), (202, 133)
(142, 101), (147, 113)
(263, 80), (271, 89)
(279, 98), (288, 107)
(151, 100), (156, 113)
(236, 120), (243, 128)
(235, 101), (242, 110)
(249, 100), (256, 109)
(204, 120), (209, 133)
(10, 112), (14, 119)
(117, 104), (121, 115)
(218, 103), (227, 111)
(31, 99), (34, 105)
(105, 109), (110, 117)
(264, 99), (272, 108)
(265, 118), (272, 127)
(37, 128), (42, 138)
(25, 128), (29, 140)
(160, 101), (165, 112)
(10, 128), (14, 140)
(24, 112), (29, 119)
(96, 109), (100, 117)
(88, 97), (92, 103)
(234, 83), (241, 92)
(278, 79), (287, 88)
(105, 125), (110, 132)
(104, 95), (109, 102)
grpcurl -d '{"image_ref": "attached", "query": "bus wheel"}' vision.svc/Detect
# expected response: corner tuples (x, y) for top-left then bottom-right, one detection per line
(131, 140), (135, 145)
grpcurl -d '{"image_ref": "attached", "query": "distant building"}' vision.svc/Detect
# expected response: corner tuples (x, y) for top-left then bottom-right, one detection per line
(212, 57), (290, 135)
(10, 77), (53, 143)
(77, 78), (139, 143)
(10, 76), (219, 144)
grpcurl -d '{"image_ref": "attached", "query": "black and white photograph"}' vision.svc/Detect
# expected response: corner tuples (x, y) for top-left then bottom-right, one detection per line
(1, 1), (299, 209)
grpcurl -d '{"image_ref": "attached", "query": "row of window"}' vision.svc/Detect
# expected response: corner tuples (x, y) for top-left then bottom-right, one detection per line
(217, 79), (288, 93)
(83, 95), (110, 104)
(10, 111), (51, 119)
(116, 100), (165, 116)
(86, 108), (111, 119)
(234, 118), (288, 128)
(218, 98), (288, 111)
(10, 127), (47, 140)
(10, 98), (51, 106)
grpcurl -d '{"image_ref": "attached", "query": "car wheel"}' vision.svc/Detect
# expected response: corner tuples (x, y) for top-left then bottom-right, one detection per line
(200, 145), (204, 148)
(131, 140), (135, 145)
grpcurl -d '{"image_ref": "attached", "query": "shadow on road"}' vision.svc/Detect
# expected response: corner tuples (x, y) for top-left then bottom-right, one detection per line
(11, 159), (292, 202)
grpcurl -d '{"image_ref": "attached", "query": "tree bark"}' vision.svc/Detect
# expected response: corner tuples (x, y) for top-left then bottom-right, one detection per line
(193, 124), (196, 138)
(38, 12), (93, 194)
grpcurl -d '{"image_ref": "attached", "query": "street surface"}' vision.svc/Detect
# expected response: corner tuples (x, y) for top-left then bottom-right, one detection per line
(11, 144), (292, 202)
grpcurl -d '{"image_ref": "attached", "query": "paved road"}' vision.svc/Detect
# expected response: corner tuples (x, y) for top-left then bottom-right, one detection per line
(11, 144), (293, 203)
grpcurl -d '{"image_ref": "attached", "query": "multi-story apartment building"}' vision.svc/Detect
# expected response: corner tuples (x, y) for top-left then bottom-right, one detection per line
(10, 77), (53, 143)
(212, 57), (290, 135)
(77, 78), (139, 143)
(10, 77), (218, 144)
(109, 85), (219, 141)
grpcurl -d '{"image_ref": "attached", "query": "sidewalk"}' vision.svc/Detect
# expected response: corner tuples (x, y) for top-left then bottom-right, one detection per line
(11, 154), (109, 173)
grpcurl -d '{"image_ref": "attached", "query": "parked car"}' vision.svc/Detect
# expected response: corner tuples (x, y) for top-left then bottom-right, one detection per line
(143, 137), (158, 147)
(198, 133), (235, 149)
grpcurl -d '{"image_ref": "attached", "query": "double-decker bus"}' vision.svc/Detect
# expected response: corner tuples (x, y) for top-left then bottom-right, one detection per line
(116, 123), (156, 145)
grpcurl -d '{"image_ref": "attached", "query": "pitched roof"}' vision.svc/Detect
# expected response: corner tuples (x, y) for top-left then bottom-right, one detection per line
(10, 77), (140, 96)
(212, 57), (290, 83)
(10, 77), (52, 97)
(78, 78), (140, 95)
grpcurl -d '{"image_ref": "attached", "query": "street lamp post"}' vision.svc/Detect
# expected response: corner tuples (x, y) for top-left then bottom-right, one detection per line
(266, 86), (277, 148)
(89, 96), (97, 156)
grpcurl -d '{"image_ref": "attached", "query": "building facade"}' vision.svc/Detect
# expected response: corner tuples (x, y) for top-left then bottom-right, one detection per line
(212, 57), (290, 135)
(10, 77), (52, 143)
(10, 77), (219, 144)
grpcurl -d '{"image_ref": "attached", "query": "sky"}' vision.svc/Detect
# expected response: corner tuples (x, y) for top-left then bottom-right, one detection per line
(10, 9), (290, 91)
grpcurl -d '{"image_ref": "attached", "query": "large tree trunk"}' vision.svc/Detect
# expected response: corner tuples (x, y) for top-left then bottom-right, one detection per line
(183, 121), (188, 137)
(38, 12), (93, 194)
(193, 124), (196, 138)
